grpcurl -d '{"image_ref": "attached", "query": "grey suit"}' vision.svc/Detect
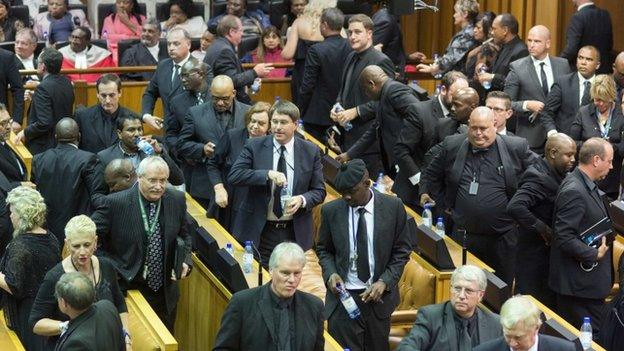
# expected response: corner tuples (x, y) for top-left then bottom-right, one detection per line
(396, 301), (502, 351)
(474, 334), (575, 351)
(543, 72), (590, 135)
(505, 55), (571, 151)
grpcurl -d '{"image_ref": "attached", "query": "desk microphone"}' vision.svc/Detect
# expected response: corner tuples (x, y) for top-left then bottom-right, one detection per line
(457, 227), (467, 265)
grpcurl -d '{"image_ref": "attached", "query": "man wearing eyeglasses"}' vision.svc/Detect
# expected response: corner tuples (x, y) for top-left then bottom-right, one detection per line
(485, 91), (515, 136)
(397, 265), (502, 351)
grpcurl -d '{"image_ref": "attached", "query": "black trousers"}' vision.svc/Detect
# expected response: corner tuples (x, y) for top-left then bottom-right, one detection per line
(328, 289), (391, 351)
(556, 294), (606, 339)
(258, 221), (295, 268)
(515, 229), (556, 308)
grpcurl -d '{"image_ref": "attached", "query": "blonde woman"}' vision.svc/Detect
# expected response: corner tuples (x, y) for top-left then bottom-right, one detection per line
(281, 0), (337, 102)
(30, 215), (132, 350)
(0, 186), (60, 351)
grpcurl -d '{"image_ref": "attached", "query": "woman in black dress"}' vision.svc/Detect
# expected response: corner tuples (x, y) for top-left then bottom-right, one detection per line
(29, 215), (131, 350)
(0, 186), (60, 351)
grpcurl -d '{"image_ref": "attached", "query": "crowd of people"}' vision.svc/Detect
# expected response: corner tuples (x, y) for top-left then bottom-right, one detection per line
(0, 0), (619, 350)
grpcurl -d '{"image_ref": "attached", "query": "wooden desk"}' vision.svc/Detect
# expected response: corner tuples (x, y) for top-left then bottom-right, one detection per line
(0, 311), (24, 351)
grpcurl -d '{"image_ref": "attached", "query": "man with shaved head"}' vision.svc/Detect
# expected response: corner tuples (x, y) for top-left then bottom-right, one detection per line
(336, 65), (423, 179)
(507, 132), (576, 308)
(420, 107), (538, 284)
(505, 25), (571, 153)
(613, 51), (624, 102)
(178, 74), (250, 211)
(104, 159), (136, 193)
(32, 118), (107, 242)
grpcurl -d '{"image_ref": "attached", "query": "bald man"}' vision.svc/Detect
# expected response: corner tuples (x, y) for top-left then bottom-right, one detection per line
(32, 118), (107, 242)
(505, 25), (571, 153)
(439, 87), (479, 137)
(104, 159), (136, 193)
(178, 74), (250, 211)
(337, 65), (423, 178)
(507, 133), (576, 308)
(420, 107), (538, 284)
(613, 51), (624, 101)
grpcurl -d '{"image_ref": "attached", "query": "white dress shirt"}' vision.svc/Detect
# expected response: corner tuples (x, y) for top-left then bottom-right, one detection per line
(345, 189), (376, 290)
(532, 55), (554, 92)
(267, 137), (298, 221)
(146, 43), (160, 62)
(438, 95), (451, 118)
(577, 72), (596, 106)
(74, 48), (88, 69)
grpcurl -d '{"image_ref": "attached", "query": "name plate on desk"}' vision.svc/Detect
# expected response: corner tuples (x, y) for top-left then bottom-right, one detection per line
(415, 224), (455, 270)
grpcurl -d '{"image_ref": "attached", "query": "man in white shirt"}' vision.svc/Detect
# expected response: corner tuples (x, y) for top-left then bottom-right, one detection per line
(120, 18), (169, 81)
(15, 28), (39, 83)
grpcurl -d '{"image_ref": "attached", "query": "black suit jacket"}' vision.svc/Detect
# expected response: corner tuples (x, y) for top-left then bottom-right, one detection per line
(0, 48), (24, 124)
(504, 55), (571, 150)
(164, 89), (207, 158)
(372, 8), (406, 73)
(396, 301), (502, 351)
(0, 142), (26, 187)
(316, 190), (411, 319)
(560, 4), (613, 74)
(490, 36), (528, 91)
(54, 300), (124, 351)
(212, 283), (324, 351)
(177, 100), (250, 199)
(74, 105), (140, 154)
(543, 72), (589, 135)
(24, 73), (74, 155)
(298, 35), (353, 126)
(347, 79), (421, 176)
(338, 46), (394, 149)
(228, 135), (326, 251)
(474, 334), (575, 351)
(550, 168), (613, 299)
(204, 37), (256, 105)
(32, 143), (107, 241)
(16, 55), (38, 85)
(570, 103), (624, 196)
(92, 185), (192, 313)
(0, 171), (13, 257)
(120, 42), (168, 81)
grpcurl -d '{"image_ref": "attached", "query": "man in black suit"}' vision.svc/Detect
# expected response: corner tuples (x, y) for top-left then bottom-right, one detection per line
(420, 107), (538, 285)
(204, 15), (273, 105)
(32, 118), (107, 242)
(507, 133), (576, 309)
(97, 114), (184, 186)
(166, 58), (211, 160)
(0, 105), (29, 189)
(369, 0), (406, 75)
(543, 45), (600, 136)
(504, 25), (571, 153)
(474, 295), (575, 351)
(560, 0), (613, 74)
(74, 74), (140, 154)
(213, 242), (324, 351)
(121, 19), (169, 81)
(550, 137), (613, 335)
(298, 7), (352, 142)
(14, 28), (40, 86)
(337, 65), (421, 178)
(486, 91), (515, 136)
(54, 272), (124, 351)
(0, 47), (24, 133)
(178, 74), (250, 211)
(316, 158), (410, 351)
(477, 13), (528, 92)
(141, 28), (204, 133)
(331, 14), (395, 176)
(228, 100), (326, 266)
(15, 47), (73, 155)
(93, 157), (192, 330)
(397, 265), (502, 351)
(104, 159), (136, 194)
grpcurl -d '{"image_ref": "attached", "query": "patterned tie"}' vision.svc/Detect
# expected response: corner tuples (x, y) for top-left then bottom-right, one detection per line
(581, 80), (591, 106)
(356, 207), (370, 283)
(539, 62), (549, 97)
(272, 146), (287, 218)
(172, 64), (180, 84)
(460, 319), (472, 350)
(145, 202), (163, 291)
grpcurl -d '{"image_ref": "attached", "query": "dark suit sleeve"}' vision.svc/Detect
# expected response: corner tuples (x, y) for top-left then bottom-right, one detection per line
(507, 171), (550, 234)
(83, 155), (108, 210)
(298, 45), (320, 113)
(91, 195), (112, 255)
(227, 143), (271, 186)
(176, 192), (193, 267)
(355, 57), (394, 120)
(372, 16), (392, 49)
(315, 204), (338, 284)
(419, 139), (448, 199)
(141, 69), (161, 115)
(23, 83), (54, 141)
(553, 186), (601, 262)
(158, 146), (184, 186)
(212, 294), (243, 350)
(504, 64), (524, 113)
(394, 112), (425, 181)
(395, 307), (435, 351)
(7, 56), (24, 123)
(300, 147), (326, 211)
(206, 132), (232, 186)
(559, 14), (582, 61)
(569, 110), (583, 147)
(346, 120), (378, 159)
(164, 103), (180, 152)
(213, 50), (256, 89)
(542, 81), (563, 132)
(177, 111), (206, 162)
(379, 198), (410, 288)
(311, 298), (325, 351)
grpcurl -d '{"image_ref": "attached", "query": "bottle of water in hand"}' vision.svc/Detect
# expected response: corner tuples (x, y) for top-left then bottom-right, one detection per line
(432, 53), (442, 79)
(422, 203), (433, 228)
(333, 102), (352, 131)
(479, 66), (492, 90)
(135, 138), (154, 156)
(336, 283), (361, 319)
(242, 241), (254, 274)
(374, 173), (386, 193)
(250, 78), (262, 94)
(579, 317), (592, 350)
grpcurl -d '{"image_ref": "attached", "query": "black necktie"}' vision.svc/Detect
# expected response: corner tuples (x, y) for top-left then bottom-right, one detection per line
(581, 80), (591, 106)
(342, 55), (360, 100)
(539, 62), (549, 97)
(278, 301), (291, 351)
(145, 202), (163, 291)
(272, 146), (286, 218)
(172, 64), (180, 84)
(356, 207), (370, 283)
(460, 319), (472, 350)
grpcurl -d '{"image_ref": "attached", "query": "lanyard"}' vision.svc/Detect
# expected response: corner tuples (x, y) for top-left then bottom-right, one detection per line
(138, 190), (161, 237)
(597, 106), (614, 139)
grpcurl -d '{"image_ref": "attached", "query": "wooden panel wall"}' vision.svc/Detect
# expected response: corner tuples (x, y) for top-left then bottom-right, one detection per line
(401, 0), (621, 59)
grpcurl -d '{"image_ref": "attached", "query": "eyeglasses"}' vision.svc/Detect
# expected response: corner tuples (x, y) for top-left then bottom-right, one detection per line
(451, 285), (481, 296)
(0, 118), (12, 127)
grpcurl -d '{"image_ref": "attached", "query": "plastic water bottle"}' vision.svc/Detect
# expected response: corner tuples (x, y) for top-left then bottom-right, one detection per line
(333, 102), (352, 131)
(336, 283), (361, 319)
(225, 243), (234, 256)
(280, 186), (292, 214)
(43, 31), (48, 41)
(479, 66), (492, 90)
(409, 80), (419, 90)
(250, 78), (262, 94)
(579, 317), (592, 350)
(374, 173), (386, 193)
(242, 241), (254, 273)
(432, 53), (442, 79)
(135, 138), (154, 156)
(422, 203), (433, 228)
(297, 120), (305, 133)
(435, 217), (445, 237)
(275, 95), (281, 103)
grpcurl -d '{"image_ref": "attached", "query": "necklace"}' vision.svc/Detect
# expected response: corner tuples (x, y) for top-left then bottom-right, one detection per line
(70, 256), (97, 286)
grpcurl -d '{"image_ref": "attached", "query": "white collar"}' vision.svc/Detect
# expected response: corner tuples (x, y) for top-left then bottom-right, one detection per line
(498, 128), (507, 135)
(18, 53), (34, 62)
(531, 54), (550, 66)
(352, 189), (375, 213)
(578, 72), (595, 84)
(577, 2), (594, 11)
(173, 53), (191, 68)
(273, 136), (295, 155)
(438, 95), (450, 117)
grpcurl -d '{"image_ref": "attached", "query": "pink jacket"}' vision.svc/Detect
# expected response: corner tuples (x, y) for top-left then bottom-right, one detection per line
(101, 13), (146, 65)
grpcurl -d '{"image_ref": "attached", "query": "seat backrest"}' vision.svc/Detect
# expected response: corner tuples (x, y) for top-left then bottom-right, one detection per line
(211, 0), (264, 18)
(39, 3), (88, 17)
(117, 38), (140, 64)
(98, 3), (147, 35)
(238, 35), (259, 58)
(396, 256), (436, 310)
(10, 5), (29, 27)
(156, 1), (205, 22)
(57, 39), (108, 51)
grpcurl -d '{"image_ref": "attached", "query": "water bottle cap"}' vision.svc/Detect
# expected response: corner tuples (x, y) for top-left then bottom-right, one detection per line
(437, 217), (443, 222)
(226, 243), (232, 248)
(583, 317), (591, 322)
